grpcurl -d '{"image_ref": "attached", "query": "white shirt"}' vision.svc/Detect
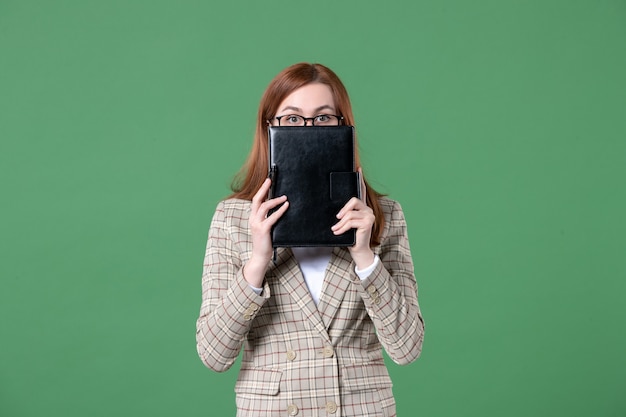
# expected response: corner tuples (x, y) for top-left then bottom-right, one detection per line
(292, 247), (334, 305)
(250, 248), (379, 305)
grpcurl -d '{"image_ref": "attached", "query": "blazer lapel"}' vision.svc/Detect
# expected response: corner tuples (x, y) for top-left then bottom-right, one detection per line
(269, 248), (331, 343)
(316, 247), (353, 330)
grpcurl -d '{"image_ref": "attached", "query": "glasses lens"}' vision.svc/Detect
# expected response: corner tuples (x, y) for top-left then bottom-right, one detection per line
(280, 115), (304, 126)
(314, 115), (340, 126)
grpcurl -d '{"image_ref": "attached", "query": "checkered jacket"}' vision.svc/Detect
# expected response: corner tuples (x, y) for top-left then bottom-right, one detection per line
(196, 197), (424, 416)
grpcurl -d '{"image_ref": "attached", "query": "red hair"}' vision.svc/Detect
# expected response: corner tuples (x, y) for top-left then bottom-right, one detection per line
(230, 63), (385, 246)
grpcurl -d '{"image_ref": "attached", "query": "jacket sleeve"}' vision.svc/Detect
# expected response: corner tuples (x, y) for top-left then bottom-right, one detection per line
(353, 200), (425, 365)
(195, 201), (270, 372)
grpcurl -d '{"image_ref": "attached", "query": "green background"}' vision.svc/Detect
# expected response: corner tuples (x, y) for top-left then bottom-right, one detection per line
(1, 1), (625, 416)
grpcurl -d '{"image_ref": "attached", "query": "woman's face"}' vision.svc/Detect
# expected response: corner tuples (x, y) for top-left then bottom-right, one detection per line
(272, 83), (338, 126)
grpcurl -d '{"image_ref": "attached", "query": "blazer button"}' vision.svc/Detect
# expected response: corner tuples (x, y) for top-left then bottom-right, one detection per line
(322, 345), (334, 358)
(373, 295), (381, 305)
(287, 404), (299, 415)
(326, 401), (338, 414)
(286, 350), (297, 361)
(367, 285), (377, 295)
(248, 302), (260, 311)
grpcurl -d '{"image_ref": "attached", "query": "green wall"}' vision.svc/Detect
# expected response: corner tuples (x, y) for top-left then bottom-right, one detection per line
(1, 1), (625, 416)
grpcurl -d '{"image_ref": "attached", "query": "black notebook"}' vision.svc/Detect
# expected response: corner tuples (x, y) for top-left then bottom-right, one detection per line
(268, 126), (360, 248)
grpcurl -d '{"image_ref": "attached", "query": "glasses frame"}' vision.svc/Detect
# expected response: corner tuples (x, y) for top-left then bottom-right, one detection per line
(270, 114), (344, 127)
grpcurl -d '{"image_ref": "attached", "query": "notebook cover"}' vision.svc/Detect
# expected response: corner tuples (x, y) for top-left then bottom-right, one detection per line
(268, 126), (359, 247)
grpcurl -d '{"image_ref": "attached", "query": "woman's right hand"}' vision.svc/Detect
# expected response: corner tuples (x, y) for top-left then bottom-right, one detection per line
(243, 178), (289, 288)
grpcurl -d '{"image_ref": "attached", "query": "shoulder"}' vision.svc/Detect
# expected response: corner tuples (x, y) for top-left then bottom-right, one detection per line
(378, 196), (406, 223)
(216, 198), (252, 212)
(376, 196), (410, 245)
(211, 198), (252, 225)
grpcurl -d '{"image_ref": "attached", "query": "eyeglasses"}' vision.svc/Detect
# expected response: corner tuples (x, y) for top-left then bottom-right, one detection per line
(272, 114), (344, 126)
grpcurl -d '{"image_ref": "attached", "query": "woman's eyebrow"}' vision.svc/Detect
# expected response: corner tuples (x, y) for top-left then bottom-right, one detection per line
(280, 106), (302, 113)
(279, 105), (336, 113)
(314, 105), (335, 113)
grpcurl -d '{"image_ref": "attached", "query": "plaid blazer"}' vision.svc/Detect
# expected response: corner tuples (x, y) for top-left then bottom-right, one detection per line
(196, 197), (424, 417)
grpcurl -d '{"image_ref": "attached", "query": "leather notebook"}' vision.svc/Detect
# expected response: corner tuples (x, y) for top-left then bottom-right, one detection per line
(268, 126), (360, 247)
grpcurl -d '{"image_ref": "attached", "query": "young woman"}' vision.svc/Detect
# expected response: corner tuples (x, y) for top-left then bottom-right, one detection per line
(196, 63), (424, 417)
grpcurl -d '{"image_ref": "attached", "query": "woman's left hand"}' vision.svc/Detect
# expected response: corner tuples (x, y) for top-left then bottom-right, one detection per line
(332, 167), (376, 269)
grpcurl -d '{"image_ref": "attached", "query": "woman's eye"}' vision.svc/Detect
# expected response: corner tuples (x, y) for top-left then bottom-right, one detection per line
(286, 115), (301, 124)
(316, 115), (330, 122)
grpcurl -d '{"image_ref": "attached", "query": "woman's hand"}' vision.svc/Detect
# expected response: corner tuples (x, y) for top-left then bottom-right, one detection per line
(331, 168), (375, 269)
(243, 178), (289, 288)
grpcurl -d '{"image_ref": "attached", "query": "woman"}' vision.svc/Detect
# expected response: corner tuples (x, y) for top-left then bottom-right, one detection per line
(196, 63), (424, 417)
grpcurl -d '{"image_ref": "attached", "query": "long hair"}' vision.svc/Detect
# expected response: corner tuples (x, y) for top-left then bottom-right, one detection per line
(230, 63), (385, 247)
